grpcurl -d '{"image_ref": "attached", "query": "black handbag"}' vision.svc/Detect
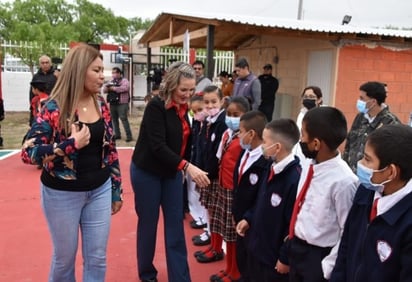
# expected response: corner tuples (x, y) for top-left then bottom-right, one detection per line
(107, 91), (119, 104)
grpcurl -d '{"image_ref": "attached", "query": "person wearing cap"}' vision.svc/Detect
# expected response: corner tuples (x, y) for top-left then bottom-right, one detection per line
(258, 64), (279, 121)
(342, 81), (400, 173)
(233, 58), (261, 111)
(218, 70), (234, 97)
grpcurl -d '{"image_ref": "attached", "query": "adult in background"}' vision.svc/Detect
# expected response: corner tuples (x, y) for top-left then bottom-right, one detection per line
(233, 58), (261, 111)
(103, 67), (133, 142)
(193, 60), (212, 95)
(343, 81), (400, 173)
(130, 62), (210, 282)
(29, 55), (58, 125)
(218, 70), (234, 97)
(21, 43), (123, 282)
(258, 63), (279, 121)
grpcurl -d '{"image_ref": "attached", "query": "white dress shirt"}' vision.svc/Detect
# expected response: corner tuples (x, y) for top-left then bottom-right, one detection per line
(375, 178), (412, 216)
(238, 145), (262, 175)
(294, 153), (359, 279)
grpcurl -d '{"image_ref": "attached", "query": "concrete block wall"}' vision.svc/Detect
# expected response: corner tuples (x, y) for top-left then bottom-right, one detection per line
(335, 45), (412, 126)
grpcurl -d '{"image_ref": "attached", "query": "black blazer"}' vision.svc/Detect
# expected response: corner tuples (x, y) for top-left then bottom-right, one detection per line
(132, 96), (191, 178)
(232, 150), (270, 223)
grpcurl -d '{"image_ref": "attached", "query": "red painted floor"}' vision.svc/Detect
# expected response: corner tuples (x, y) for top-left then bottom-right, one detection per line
(0, 149), (224, 282)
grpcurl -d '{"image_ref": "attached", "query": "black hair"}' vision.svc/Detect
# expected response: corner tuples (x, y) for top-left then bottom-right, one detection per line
(303, 106), (347, 150)
(301, 86), (323, 99)
(265, 118), (300, 151)
(367, 124), (412, 181)
(190, 94), (203, 103)
(192, 60), (205, 68)
(228, 96), (250, 113)
(203, 85), (223, 99)
(112, 67), (122, 74)
(359, 81), (387, 105)
(235, 57), (249, 68)
(240, 110), (267, 139)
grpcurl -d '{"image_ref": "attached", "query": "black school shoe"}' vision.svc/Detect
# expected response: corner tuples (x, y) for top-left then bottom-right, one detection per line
(141, 278), (158, 282)
(193, 232), (211, 246)
(190, 219), (207, 229)
(196, 249), (224, 263)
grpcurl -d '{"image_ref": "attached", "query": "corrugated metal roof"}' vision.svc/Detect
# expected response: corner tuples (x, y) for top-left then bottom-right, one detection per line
(161, 10), (412, 38)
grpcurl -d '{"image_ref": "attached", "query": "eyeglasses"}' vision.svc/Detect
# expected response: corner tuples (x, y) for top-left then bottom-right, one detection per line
(193, 67), (202, 70)
(40, 61), (50, 64)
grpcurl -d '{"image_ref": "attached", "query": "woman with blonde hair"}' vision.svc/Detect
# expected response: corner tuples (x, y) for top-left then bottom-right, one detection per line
(22, 43), (123, 282)
(130, 62), (210, 282)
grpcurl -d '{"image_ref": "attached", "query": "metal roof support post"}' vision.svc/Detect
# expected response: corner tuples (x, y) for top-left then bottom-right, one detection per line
(146, 46), (152, 94)
(206, 25), (215, 80)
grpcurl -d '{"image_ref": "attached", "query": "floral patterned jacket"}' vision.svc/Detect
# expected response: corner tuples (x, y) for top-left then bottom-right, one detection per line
(21, 96), (122, 202)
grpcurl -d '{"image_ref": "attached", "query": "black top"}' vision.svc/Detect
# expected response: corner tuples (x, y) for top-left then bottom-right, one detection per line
(131, 96), (191, 178)
(258, 74), (279, 104)
(41, 118), (110, 191)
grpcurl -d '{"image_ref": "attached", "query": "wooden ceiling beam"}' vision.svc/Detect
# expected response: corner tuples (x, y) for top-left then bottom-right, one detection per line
(148, 27), (209, 48)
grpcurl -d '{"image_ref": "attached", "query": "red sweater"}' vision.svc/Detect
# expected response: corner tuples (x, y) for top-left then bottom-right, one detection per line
(219, 131), (242, 190)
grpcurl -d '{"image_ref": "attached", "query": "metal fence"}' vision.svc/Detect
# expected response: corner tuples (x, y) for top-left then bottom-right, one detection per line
(1, 41), (234, 77)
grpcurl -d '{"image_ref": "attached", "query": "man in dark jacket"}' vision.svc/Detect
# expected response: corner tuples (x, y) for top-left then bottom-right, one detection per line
(258, 64), (279, 122)
(28, 55), (57, 125)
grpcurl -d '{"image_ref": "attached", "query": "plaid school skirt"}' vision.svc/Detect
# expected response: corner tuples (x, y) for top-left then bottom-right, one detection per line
(210, 185), (237, 242)
(198, 178), (219, 210)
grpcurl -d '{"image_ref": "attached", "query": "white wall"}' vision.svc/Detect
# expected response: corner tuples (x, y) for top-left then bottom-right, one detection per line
(1, 72), (32, 111)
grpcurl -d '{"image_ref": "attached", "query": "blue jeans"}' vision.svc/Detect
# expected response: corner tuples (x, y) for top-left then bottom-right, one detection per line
(130, 162), (191, 282)
(41, 178), (112, 282)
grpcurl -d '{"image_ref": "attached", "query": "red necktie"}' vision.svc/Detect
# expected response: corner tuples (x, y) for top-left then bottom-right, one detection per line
(238, 152), (249, 184)
(370, 198), (379, 222)
(289, 164), (314, 239)
(267, 167), (275, 182)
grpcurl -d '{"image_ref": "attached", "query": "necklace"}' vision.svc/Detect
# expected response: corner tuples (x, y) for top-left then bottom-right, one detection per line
(78, 97), (94, 112)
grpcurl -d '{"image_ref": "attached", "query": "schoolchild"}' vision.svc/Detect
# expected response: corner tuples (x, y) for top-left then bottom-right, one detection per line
(192, 85), (227, 248)
(288, 106), (358, 281)
(236, 118), (301, 282)
(231, 110), (269, 281)
(30, 80), (49, 119)
(187, 95), (209, 229)
(330, 124), (412, 282)
(206, 96), (250, 282)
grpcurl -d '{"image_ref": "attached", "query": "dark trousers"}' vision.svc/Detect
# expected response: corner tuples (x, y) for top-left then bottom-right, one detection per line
(130, 162), (191, 282)
(247, 254), (289, 282)
(110, 103), (132, 139)
(258, 102), (274, 122)
(288, 237), (332, 282)
(236, 235), (250, 281)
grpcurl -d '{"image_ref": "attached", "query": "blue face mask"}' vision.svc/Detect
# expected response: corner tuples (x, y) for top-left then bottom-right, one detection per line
(356, 99), (368, 114)
(225, 116), (240, 131)
(239, 134), (251, 151)
(357, 161), (390, 193)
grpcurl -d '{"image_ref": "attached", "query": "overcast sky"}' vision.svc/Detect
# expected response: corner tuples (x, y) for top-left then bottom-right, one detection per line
(89, 0), (412, 28)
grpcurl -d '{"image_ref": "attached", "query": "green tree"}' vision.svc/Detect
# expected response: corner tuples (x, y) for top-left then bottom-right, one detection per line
(0, 0), (152, 74)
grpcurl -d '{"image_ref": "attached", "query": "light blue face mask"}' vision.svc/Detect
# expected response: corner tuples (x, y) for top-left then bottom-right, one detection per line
(356, 99), (368, 114)
(261, 143), (277, 162)
(225, 116), (240, 131)
(357, 161), (390, 193)
(239, 134), (251, 151)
